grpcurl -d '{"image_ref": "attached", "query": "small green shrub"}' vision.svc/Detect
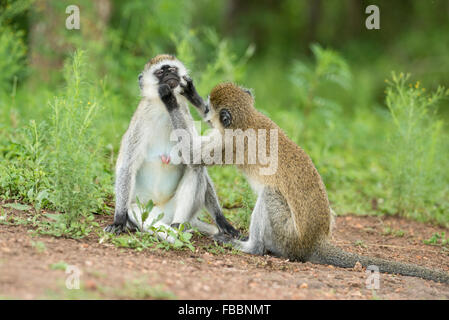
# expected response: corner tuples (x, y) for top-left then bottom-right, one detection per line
(0, 0), (29, 94)
(423, 232), (448, 246)
(384, 72), (449, 223)
(0, 50), (111, 237)
(103, 198), (195, 252)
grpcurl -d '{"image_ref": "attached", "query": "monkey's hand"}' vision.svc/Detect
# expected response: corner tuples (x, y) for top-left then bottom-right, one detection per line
(180, 76), (205, 111)
(158, 83), (178, 111)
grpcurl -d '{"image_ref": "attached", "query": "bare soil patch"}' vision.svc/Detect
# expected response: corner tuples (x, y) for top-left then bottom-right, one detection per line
(1, 210), (448, 299)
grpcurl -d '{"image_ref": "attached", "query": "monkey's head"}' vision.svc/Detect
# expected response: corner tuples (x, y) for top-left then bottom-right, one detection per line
(205, 82), (255, 132)
(139, 54), (189, 99)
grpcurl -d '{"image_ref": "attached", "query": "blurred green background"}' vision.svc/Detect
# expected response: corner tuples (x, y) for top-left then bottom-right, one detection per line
(0, 0), (448, 237)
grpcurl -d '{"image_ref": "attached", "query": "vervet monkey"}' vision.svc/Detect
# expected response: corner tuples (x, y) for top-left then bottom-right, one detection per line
(104, 55), (239, 242)
(158, 80), (449, 284)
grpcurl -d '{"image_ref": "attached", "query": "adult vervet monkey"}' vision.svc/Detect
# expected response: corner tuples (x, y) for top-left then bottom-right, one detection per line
(104, 55), (239, 242)
(158, 80), (449, 284)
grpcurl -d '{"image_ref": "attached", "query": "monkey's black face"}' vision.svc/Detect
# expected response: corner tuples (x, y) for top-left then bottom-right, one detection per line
(154, 64), (180, 89)
(219, 109), (232, 128)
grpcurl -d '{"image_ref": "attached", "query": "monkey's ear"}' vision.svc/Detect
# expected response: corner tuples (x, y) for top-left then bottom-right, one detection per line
(241, 87), (254, 98)
(138, 73), (143, 90)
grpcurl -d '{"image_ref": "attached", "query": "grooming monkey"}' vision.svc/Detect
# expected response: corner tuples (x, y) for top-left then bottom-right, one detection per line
(158, 81), (449, 284)
(104, 55), (239, 241)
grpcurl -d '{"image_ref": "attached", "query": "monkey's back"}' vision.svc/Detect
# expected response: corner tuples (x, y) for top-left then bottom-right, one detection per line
(247, 111), (332, 259)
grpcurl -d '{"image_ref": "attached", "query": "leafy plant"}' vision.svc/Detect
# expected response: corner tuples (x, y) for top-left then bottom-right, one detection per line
(384, 72), (449, 222)
(423, 232), (448, 246)
(290, 43), (351, 118)
(104, 198), (196, 252)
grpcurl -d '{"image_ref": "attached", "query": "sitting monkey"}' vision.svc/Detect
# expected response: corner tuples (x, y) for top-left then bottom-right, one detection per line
(157, 79), (449, 284)
(105, 55), (239, 242)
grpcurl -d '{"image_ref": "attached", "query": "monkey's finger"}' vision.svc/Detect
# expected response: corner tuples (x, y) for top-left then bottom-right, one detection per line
(182, 75), (193, 83)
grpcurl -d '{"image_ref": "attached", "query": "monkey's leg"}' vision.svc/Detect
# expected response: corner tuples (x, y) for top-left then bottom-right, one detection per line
(105, 164), (140, 234)
(203, 173), (240, 237)
(190, 218), (218, 236)
(170, 167), (206, 227)
(215, 190), (268, 255)
(105, 129), (145, 234)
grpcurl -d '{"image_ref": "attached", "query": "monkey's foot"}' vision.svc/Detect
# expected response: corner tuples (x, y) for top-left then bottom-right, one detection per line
(170, 223), (180, 229)
(220, 224), (241, 238)
(104, 223), (127, 235)
(215, 216), (241, 238)
(213, 232), (234, 244)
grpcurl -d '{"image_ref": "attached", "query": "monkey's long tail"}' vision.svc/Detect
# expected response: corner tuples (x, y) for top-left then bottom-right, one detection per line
(308, 242), (449, 284)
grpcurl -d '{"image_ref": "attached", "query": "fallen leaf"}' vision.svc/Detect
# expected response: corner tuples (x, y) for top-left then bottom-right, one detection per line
(353, 261), (363, 272)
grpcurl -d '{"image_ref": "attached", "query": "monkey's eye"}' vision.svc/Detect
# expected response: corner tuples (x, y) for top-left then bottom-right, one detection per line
(219, 109), (232, 127)
(155, 69), (164, 77)
(168, 67), (177, 73)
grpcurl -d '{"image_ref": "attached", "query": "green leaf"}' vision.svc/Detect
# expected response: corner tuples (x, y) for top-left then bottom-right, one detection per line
(44, 213), (64, 223)
(3, 203), (31, 211)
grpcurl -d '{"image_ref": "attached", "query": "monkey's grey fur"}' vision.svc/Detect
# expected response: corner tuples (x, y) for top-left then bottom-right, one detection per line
(104, 55), (238, 242)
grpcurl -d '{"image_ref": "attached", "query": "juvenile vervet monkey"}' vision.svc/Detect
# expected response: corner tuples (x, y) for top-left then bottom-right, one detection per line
(104, 55), (239, 241)
(158, 81), (449, 284)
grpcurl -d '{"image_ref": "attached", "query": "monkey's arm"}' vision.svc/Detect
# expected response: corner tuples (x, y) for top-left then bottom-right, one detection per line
(105, 129), (144, 234)
(159, 84), (222, 166)
(180, 76), (209, 115)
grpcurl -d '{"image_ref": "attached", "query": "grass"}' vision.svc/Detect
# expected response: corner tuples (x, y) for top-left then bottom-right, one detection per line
(382, 227), (406, 238)
(107, 279), (176, 299)
(423, 232), (449, 247)
(30, 240), (46, 253)
(43, 278), (176, 300)
(0, 7), (448, 248)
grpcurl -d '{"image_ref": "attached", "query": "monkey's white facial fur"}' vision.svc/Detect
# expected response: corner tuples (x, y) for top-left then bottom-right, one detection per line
(139, 59), (189, 100)
(203, 96), (224, 132)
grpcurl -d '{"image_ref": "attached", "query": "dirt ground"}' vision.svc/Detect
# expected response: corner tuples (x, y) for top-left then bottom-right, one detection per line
(1, 209), (448, 300)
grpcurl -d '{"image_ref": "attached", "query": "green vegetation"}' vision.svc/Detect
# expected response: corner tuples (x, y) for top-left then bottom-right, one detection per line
(100, 198), (196, 251)
(30, 240), (46, 253)
(382, 227), (406, 238)
(44, 278), (176, 300)
(0, 0), (448, 247)
(423, 232), (449, 246)
(49, 261), (69, 271)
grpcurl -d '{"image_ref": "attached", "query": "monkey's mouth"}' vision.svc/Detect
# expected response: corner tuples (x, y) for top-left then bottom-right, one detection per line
(164, 77), (180, 89)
